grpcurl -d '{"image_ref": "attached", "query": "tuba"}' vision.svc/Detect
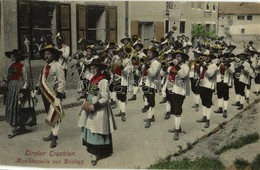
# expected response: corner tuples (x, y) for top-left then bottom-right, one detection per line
(124, 44), (134, 58)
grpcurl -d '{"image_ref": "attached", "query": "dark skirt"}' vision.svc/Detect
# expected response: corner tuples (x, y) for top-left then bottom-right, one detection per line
(5, 80), (26, 126)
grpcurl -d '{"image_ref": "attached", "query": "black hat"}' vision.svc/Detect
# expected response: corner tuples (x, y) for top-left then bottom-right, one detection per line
(249, 41), (254, 45)
(247, 50), (257, 56)
(120, 35), (131, 44)
(104, 41), (118, 52)
(151, 38), (160, 45)
(131, 34), (141, 42)
(172, 50), (189, 61)
(143, 46), (159, 57)
(39, 45), (61, 61)
(133, 41), (144, 49)
(236, 53), (248, 60)
(202, 51), (216, 60)
(87, 58), (107, 69)
(5, 49), (25, 61)
(227, 44), (236, 49)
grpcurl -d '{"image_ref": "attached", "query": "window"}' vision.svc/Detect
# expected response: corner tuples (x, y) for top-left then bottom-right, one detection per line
(247, 15), (253, 20)
(76, 5), (117, 43)
(213, 4), (216, 11)
(179, 21), (185, 34)
(197, 2), (203, 9)
(18, 1), (71, 58)
(237, 15), (245, 20)
(206, 3), (210, 10)
(165, 19), (169, 33)
(206, 24), (210, 31)
(241, 29), (245, 33)
(191, 2), (196, 8)
(166, 2), (173, 10)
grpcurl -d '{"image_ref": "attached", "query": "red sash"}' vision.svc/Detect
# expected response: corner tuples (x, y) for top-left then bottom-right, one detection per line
(114, 66), (122, 76)
(143, 68), (148, 77)
(220, 64), (225, 75)
(200, 68), (207, 79)
(168, 66), (177, 82)
(90, 74), (106, 85)
(39, 67), (64, 127)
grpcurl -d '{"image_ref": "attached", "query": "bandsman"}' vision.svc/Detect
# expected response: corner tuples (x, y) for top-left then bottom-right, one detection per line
(196, 52), (218, 128)
(214, 53), (235, 118)
(142, 46), (161, 128)
(165, 51), (190, 140)
(128, 40), (146, 101)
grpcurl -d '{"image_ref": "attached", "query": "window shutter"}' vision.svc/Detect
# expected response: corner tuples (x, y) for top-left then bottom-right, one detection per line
(58, 4), (71, 48)
(77, 5), (87, 41)
(107, 6), (117, 42)
(131, 20), (139, 36)
(154, 22), (164, 40)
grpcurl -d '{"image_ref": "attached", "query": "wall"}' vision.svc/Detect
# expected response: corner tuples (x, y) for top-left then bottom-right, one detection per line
(172, 2), (218, 39)
(129, 1), (165, 22)
(0, 0), (18, 79)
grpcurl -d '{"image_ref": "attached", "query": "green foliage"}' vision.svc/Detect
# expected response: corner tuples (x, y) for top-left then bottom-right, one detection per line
(234, 158), (250, 169)
(149, 157), (224, 170)
(251, 154), (260, 170)
(215, 132), (259, 155)
(191, 25), (218, 41)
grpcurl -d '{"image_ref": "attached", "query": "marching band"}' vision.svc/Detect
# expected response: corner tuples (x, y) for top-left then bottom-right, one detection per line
(67, 33), (259, 133)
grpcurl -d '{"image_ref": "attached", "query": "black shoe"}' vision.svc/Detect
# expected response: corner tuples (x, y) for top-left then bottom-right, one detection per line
(144, 120), (151, 128)
(43, 133), (53, 141)
(121, 112), (126, 122)
(8, 132), (18, 139)
(232, 101), (240, 106)
(164, 112), (170, 120)
(144, 115), (155, 122)
(214, 107), (223, 114)
(173, 131), (179, 140)
(128, 95), (137, 101)
(91, 160), (97, 166)
(196, 116), (207, 123)
(168, 127), (182, 133)
(50, 136), (58, 148)
(223, 110), (227, 118)
(204, 120), (210, 128)
(142, 106), (149, 113)
(237, 104), (243, 110)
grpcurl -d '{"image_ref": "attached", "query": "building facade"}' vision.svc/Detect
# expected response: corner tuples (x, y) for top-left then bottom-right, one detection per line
(218, 2), (260, 48)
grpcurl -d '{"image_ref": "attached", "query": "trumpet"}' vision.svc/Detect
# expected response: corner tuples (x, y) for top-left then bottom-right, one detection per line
(194, 56), (204, 64)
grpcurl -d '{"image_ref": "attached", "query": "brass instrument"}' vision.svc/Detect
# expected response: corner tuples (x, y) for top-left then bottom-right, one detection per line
(195, 56), (204, 64)
(111, 58), (123, 73)
(124, 44), (134, 58)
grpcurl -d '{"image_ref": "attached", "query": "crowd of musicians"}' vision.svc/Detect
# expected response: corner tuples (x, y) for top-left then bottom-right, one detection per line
(72, 34), (259, 129)
(3, 31), (260, 165)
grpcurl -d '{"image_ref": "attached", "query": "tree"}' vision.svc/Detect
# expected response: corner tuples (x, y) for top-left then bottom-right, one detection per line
(191, 25), (218, 43)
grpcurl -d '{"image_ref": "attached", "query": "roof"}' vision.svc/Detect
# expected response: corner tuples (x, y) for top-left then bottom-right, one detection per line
(218, 2), (260, 15)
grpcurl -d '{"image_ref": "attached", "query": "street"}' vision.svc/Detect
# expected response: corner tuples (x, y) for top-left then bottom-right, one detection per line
(0, 85), (259, 169)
